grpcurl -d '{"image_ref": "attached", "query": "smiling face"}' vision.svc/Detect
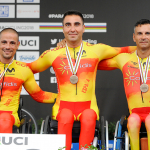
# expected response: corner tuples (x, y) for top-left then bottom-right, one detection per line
(133, 24), (150, 51)
(0, 31), (20, 63)
(63, 15), (85, 47)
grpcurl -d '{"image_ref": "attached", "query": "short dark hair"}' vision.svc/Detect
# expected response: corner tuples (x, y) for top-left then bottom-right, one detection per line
(62, 10), (84, 25)
(134, 19), (150, 32)
(0, 28), (19, 41)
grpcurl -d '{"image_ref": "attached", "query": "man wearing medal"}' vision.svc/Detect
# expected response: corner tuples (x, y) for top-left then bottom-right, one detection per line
(0, 28), (57, 133)
(98, 19), (150, 150)
(27, 10), (136, 150)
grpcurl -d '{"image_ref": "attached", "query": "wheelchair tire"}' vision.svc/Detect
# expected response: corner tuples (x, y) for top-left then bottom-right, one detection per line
(21, 108), (38, 134)
(44, 116), (51, 134)
(100, 116), (105, 149)
(21, 117), (27, 134)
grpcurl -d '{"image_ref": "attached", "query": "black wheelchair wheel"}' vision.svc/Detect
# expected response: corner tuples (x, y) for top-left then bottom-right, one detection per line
(100, 116), (105, 149)
(44, 116), (51, 134)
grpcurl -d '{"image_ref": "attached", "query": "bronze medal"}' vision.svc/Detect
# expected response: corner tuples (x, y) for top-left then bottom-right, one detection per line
(70, 75), (78, 84)
(140, 83), (149, 93)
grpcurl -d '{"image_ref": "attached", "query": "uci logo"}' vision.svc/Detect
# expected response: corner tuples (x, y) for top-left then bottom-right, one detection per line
(20, 40), (37, 46)
(0, 136), (28, 145)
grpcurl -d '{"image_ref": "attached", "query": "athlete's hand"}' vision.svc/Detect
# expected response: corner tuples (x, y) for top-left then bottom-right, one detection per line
(57, 38), (66, 48)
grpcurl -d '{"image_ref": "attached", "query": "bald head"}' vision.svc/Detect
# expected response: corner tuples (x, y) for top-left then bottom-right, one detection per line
(0, 28), (19, 41)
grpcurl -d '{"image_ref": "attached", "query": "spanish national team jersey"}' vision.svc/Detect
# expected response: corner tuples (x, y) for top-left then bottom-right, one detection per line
(0, 60), (57, 127)
(98, 51), (150, 116)
(27, 41), (136, 120)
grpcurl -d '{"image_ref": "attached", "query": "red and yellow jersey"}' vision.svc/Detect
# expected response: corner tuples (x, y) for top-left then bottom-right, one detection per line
(98, 51), (150, 114)
(27, 41), (136, 120)
(0, 60), (57, 127)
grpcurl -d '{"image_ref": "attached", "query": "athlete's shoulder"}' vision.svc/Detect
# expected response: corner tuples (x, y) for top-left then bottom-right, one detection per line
(40, 47), (65, 58)
(118, 50), (136, 57)
(83, 41), (112, 50)
(113, 51), (136, 66)
(14, 60), (31, 71)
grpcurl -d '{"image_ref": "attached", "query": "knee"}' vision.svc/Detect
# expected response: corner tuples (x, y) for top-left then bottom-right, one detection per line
(127, 113), (141, 130)
(0, 113), (14, 126)
(145, 114), (150, 131)
(0, 113), (12, 121)
(80, 109), (97, 123)
(57, 109), (74, 124)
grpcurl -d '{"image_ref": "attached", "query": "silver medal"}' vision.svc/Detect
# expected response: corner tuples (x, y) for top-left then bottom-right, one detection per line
(140, 83), (149, 93)
(70, 75), (78, 84)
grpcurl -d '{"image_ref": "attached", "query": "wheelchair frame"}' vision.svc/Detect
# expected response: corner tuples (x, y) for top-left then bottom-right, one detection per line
(13, 97), (38, 134)
(40, 115), (109, 150)
(113, 115), (148, 150)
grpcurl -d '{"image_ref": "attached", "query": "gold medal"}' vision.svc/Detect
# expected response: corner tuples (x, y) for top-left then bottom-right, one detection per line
(140, 83), (149, 93)
(70, 75), (78, 84)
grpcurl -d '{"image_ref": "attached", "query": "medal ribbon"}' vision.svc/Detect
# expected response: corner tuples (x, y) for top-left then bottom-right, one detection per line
(0, 59), (14, 80)
(66, 43), (83, 75)
(136, 51), (150, 84)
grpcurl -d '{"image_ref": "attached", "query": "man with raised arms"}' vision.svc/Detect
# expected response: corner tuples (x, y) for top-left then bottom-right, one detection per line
(27, 10), (136, 150)
(98, 19), (150, 150)
(0, 28), (57, 133)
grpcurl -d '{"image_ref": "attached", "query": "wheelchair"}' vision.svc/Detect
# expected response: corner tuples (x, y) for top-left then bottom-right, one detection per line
(113, 115), (148, 150)
(12, 97), (38, 134)
(40, 115), (109, 150)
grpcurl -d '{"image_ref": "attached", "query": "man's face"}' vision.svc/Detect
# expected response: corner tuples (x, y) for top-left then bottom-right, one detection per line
(0, 31), (20, 61)
(63, 15), (85, 44)
(133, 24), (150, 50)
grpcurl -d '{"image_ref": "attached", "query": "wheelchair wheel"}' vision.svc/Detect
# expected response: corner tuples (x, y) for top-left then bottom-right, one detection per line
(21, 108), (38, 134)
(43, 116), (51, 134)
(125, 131), (129, 150)
(100, 116), (105, 149)
(21, 117), (27, 133)
(40, 120), (45, 134)
(113, 121), (120, 150)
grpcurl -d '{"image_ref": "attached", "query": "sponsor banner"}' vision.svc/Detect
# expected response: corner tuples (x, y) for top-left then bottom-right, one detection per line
(48, 13), (94, 19)
(0, 22), (106, 32)
(50, 77), (57, 83)
(50, 38), (97, 45)
(19, 36), (39, 50)
(16, 51), (39, 63)
(83, 39), (97, 44)
(16, 51), (39, 80)
(0, 0), (15, 3)
(17, 5), (40, 18)
(21, 81), (39, 95)
(0, 133), (65, 150)
(0, 5), (15, 18)
(17, 0), (40, 3)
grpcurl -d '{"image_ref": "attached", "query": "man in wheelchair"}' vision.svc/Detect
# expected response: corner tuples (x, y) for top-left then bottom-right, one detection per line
(26, 10), (137, 150)
(98, 19), (150, 150)
(0, 28), (57, 133)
